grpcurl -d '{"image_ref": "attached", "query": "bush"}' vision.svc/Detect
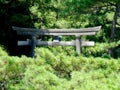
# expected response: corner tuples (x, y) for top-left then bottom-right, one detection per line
(82, 41), (120, 57)
(0, 48), (120, 90)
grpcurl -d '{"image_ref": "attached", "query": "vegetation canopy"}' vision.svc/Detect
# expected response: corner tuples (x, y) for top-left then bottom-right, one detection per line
(0, 0), (120, 89)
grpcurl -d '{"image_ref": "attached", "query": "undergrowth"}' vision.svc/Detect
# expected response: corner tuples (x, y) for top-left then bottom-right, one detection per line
(0, 47), (120, 90)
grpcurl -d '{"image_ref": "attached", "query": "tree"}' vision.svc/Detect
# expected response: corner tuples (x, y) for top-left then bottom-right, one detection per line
(0, 0), (33, 55)
(63, 0), (120, 41)
(110, 4), (120, 42)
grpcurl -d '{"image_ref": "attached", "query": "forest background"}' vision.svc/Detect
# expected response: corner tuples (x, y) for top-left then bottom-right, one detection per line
(0, 0), (120, 89)
(0, 0), (120, 57)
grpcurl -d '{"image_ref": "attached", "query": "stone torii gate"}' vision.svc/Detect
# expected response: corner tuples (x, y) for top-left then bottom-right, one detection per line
(12, 26), (101, 57)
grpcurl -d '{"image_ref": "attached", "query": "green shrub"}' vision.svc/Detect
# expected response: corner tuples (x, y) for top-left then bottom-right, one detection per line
(0, 48), (120, 90)
(82, 41), (120, 57)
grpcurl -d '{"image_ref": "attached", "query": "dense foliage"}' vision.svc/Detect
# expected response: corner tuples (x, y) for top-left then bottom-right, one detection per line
(0, 47), (120, 89)
(0, 0), (120, 57)
(1, 0), (120, 89)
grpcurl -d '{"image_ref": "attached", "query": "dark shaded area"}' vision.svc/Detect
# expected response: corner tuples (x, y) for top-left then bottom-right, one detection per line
(0, 1), (33, 56)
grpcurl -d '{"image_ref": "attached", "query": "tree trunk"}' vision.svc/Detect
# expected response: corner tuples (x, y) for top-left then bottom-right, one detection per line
(110, 4), (120, 42)
(109, 4), (120, 57)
